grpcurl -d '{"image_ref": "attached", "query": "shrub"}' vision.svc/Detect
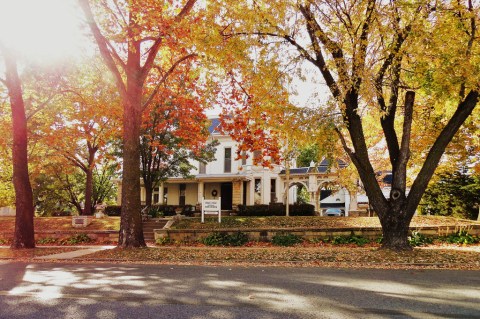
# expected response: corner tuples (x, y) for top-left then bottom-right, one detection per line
(289, 204), (315, 216)
(237, 204), (271, 216)
(60, 233), (92, 245)
(236, 204), (315, 217)
(408, 231), (433, 247)
(156, 237), (173, 245)
(227, 232), (249, 246)
(271, 233), (304, 246)
(146, 206), (164, 218)
(202, 232), (249, 246)
(105, 205), (121, 216)
(0, 238), (7, 245)
(330, 235), (371, 246)
(442, 230), (479, 245)
(52, 211), (72, 217)
(36, 237), (57, 245)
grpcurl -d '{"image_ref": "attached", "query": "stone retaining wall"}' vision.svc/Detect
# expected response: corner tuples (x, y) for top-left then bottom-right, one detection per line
(155, 224), (480, 243)
(0, 230), (118, 243)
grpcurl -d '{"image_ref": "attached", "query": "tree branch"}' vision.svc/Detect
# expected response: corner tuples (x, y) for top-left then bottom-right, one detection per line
(353, 0), (375, 88)
(299, 4), (349, 80)
(392, 91), (415, 194)
(142, 53), (197, 110)
(375, 24), (411, 167)
(407, 90), (479, 213)
(175, 0), (198, 22)
(459, 0), (476, 100)
(78, 0), (127, 100)
(139, 37), (163, 83)
(298, 5), (342, 98)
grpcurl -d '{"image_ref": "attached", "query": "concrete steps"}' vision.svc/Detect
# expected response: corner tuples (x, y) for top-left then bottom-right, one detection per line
(143, 219), (168, 241)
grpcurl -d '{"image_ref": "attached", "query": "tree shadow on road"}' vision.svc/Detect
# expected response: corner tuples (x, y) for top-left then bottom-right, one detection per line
(0, 263), (478, 318)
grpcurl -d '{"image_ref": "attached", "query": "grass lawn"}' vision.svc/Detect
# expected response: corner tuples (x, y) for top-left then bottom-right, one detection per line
(173, 215), (479, 230)
(0, 216), (476, 233)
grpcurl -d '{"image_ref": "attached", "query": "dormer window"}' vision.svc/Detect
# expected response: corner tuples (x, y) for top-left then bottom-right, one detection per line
(199, 162), (206, 174)
(224, 147), (232, 173)
(241, 151), (247, 166)
(253, 150), (261, 164)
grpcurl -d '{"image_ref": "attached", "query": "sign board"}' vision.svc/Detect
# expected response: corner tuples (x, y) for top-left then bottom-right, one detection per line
(201, 197), (221, 223)
(72, 216), (92, 228)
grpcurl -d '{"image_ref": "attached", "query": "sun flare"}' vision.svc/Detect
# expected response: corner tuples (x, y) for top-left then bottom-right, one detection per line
(0, 0), (86, 63)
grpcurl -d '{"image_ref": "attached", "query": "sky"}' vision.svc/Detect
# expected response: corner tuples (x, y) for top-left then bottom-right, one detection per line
(0, 0), (87, 63)
(0, 0), (325, 114)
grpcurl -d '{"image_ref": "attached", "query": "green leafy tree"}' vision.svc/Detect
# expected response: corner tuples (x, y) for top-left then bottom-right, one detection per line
(421, 172), (480, 220)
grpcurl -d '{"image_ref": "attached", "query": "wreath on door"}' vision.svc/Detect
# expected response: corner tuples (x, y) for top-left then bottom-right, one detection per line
(211, 189), (218, 197)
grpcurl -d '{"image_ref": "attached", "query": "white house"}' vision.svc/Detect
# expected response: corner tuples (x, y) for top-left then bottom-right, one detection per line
(116, 118), (374, 214)
(135, 118), (285, 211)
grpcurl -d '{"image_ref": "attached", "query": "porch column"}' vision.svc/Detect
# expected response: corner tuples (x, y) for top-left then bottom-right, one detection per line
(263, 176), (270, 204)
(232, 180), (242, 210)
(158, 183), (164, 204)
(314, 192), (320, 213)
(116, 182), (122, 205)
(249, 180), (255, 205)
(309, 191), (316, 209)
(197, 181), (204, 204)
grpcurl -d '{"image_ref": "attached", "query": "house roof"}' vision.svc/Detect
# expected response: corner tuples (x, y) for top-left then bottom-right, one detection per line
(208, 118), (221, 134)
(279, 159), (346, 175)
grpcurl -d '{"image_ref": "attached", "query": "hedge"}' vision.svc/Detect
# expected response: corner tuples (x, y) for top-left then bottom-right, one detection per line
(237, 203), (315, 216)
(105, 204), (196, 217)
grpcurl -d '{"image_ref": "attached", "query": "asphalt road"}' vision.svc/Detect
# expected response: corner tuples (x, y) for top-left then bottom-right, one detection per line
(0, 261), (478, 319)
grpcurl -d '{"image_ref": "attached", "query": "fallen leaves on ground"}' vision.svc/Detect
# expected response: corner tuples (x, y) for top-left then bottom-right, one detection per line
(79, 245), (480, 270)
(0, 247), (79, 259)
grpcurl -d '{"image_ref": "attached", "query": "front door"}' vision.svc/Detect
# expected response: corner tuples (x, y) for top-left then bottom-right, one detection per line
(179, 184), (186, 206)
(221, 182), (233, 210)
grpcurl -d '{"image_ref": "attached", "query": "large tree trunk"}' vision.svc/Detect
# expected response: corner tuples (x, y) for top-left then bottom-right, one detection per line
(3, 48), (35, 249)
(118, 84), (145, 248)
(82, 145), (97, 216)
(83, 168), (94, 216)
(377, 201), (414, 251)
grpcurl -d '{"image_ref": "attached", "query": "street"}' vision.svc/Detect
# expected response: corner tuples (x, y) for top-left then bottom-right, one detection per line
(0, 261), (478, 318)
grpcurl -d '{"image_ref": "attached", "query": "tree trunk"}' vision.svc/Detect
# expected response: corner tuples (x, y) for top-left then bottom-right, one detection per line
(118, 84), (145, 248)
(144, 181), (153, 207)
(83, 168), (94, 216)
(3, 48), (35, 249)
(378, 205), (413, 251)
(83, 146), (97, 216)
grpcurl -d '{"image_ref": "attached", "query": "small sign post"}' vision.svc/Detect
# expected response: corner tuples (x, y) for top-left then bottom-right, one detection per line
(201, 197), (221, 223)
